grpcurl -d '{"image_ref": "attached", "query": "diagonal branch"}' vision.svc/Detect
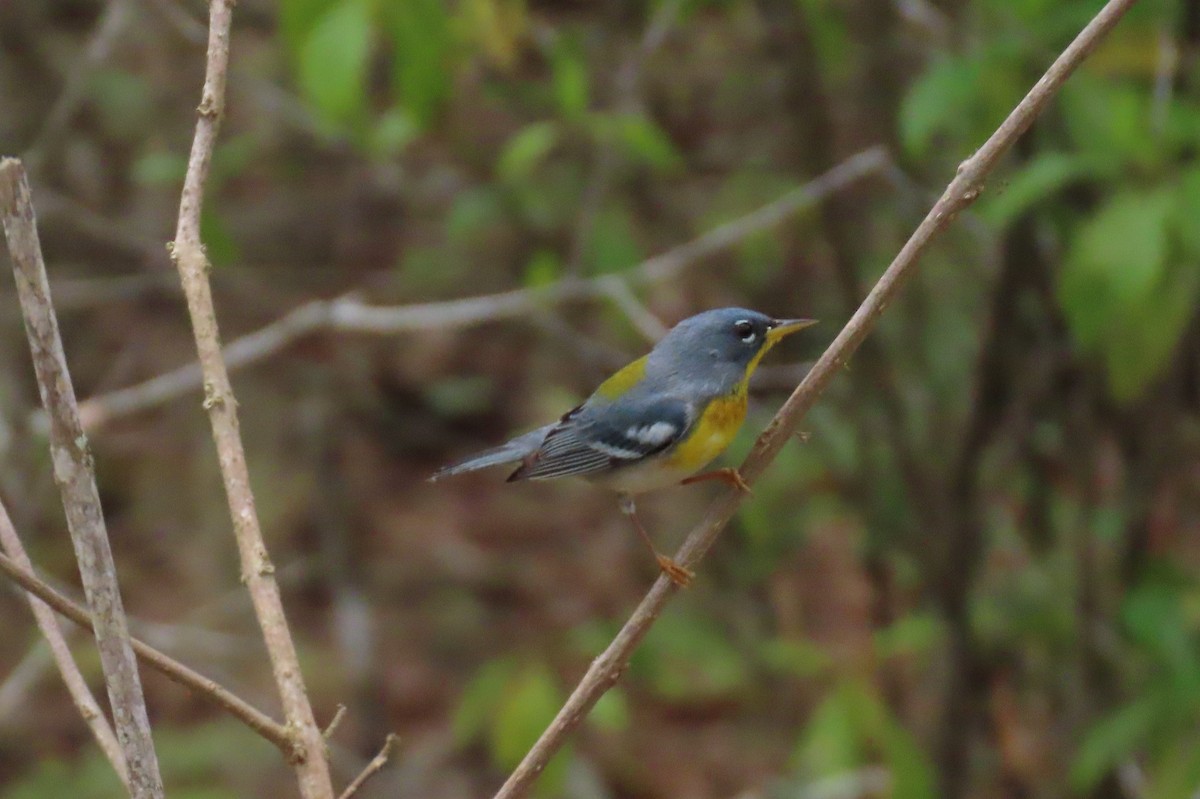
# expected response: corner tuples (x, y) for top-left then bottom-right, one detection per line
(0, 549), (296, 756)
(69, 146), (888, 432)
(0, 497), (128, 790)
(169, 1), (333, 796)
(0, 157), (165, 799)
(492, 0), (1142, 796)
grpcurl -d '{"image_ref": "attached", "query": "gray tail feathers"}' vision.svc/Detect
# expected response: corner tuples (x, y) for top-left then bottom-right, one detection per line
(428, 426), (552, 482)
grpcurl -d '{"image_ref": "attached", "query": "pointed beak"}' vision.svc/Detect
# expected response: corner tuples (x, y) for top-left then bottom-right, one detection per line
(766, 317), (817, 345)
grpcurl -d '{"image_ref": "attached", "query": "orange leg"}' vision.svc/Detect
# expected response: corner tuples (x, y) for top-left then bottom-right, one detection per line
(681, 467), (752, 494)
(618, 495), (693, 587)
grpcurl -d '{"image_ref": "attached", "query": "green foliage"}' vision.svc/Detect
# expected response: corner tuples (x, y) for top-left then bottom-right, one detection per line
(7, 721), (274, 799)
(282, 0), (455, 141)
(298, 0), (373, 128)
(497, 122), (561, 183)
(380, 0), (453, 128)
(630, 609), (750, 702)
(1073, 576), (1200, 795)
(454, 656), (623, 797)
(792, 680), (937, 799)
(549, 32), (589, 121)
(1059, 185), (1200, 401)
(979, 152), (1108, 228)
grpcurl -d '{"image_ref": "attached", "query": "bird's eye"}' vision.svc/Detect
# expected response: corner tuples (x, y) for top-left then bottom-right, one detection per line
(734, 319), (756, 343)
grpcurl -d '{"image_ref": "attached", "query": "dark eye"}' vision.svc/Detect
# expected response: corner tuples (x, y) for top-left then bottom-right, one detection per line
(734, 319), (756, 343)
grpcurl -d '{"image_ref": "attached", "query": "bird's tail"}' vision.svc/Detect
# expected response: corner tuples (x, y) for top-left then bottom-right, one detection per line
(428, 426), (551, 481)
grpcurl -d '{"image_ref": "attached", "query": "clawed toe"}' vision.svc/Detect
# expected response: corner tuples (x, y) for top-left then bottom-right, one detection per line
(682, 467), (753, 495)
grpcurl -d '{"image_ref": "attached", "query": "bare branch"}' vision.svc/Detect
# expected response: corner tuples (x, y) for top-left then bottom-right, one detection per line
(169, 1), (333, 796)
(0, 550), (297, 757)
(337, 734), (397, 799)
(0, 498), (128, 790)
(72, 146), (888, 431)
(492, 0), (1142, 796)
(0, 157), (164, 799)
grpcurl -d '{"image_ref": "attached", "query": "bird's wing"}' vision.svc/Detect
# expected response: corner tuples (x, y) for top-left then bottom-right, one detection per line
(508, 396), (693, 482)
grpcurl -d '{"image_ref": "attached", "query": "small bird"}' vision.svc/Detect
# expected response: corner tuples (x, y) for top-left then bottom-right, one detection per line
(430, 307), (816, 586)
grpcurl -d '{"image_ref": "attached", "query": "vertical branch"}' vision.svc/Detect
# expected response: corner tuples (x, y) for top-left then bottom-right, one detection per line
(0, 497), (129, 790)
(0, 158), (164, 799)
(168, 1), (333, 796)
(493, 0), (1141, 795)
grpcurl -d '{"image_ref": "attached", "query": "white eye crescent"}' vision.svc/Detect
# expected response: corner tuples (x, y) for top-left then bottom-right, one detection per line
(734, 319), (756, 343)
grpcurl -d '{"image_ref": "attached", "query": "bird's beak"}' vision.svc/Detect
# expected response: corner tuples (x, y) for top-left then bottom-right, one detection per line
(766, 318), (817, 345)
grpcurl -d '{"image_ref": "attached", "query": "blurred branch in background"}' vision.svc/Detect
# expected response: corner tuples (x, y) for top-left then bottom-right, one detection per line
(493, 0), (1142, 795)
(0, 548), (297, 755)
(0, 497), (129, 791)
(21, 0), (135, 173)
(168, 0), (334, 795)
(66, 146), (887, 432)
(0, 157), (165, 799)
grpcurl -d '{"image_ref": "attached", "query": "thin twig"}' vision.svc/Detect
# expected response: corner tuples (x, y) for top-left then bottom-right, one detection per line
(492, 0), (1141, 796)
(0, 157), (165, 799)
(0, 498), (128, 789)
(70, 146), (888, 432)
(169, 1), (333, 796)
(0, 549), (298, 756)
(323, 704), (348, 739)
(337, 734), (397, 799)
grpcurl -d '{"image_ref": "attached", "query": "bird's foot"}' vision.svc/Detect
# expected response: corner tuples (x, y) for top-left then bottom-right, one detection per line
(681, 467), (752, 494)
(656, 554), (694, 587)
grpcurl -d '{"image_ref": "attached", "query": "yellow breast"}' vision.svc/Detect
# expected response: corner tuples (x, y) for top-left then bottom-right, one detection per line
(667, 393), (748, 472)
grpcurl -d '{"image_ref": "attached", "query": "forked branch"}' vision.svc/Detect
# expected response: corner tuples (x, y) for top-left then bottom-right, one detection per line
(169, 0), (332, 795)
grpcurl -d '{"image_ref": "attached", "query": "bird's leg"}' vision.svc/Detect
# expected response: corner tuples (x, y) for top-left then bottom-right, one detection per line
(681, 467), (752, 494)
(618, 494), (693, 587)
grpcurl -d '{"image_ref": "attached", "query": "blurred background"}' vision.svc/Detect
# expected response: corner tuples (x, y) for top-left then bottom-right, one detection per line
(2, 0), (1200, 797)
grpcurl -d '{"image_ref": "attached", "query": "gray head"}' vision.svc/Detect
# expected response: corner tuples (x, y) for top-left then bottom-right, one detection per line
(648, 307), (816, 389)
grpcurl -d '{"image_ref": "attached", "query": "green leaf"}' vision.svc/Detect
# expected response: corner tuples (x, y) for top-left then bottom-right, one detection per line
(1059, 188), (1177, 398)
(446, 186), (505, 244)
(367, 107), (418, 158)
(1071, 697), (1162, 790)
(631, 611), (749, 701)
(279, 0), (341, 61)
(550, 33), (589, 120)
(132, 150), (189, 186)
(1060, 76), (1153, 171)
(874, 612), (943, 659)
(898, 56), (982, 157)
(760, 638), (833, 678)
(1174, 167), (1200, 259)
(611, 114), (682, 172)
(523, 249), (561, 287)
(200, 208), (238, 267)
(381, 0), (453, 128)
(298, 0), (373, 127)
(585, 206), (644, 274)
(589, 688), (630, 732)
(1122, 584), (1198, 679)
(793, 689), (865, 777)
(497, 122), (559, 182)
(453, 657), (519, 745)
(878, 714), (937, 799)
(980, 152), (1105, 228)
(490, 664), (562, 768)
(1148, 740), (1200, 799)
